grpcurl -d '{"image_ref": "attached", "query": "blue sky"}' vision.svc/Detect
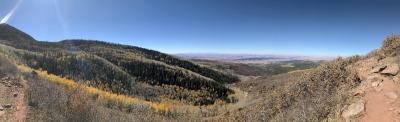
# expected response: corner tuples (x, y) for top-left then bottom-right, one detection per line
(1, 0), (400, 56)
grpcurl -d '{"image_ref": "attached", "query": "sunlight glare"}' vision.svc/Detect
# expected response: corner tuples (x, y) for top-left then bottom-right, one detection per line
(1, 0), (23, 24)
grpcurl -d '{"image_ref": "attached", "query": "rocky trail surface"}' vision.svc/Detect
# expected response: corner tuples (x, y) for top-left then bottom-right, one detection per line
(0, 74), (27, 122)
(343, 57), (400, 121)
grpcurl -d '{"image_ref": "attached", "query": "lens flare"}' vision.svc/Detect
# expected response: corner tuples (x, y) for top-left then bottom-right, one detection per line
(53, 0), (70, 37)
(1, 0), (23, 24)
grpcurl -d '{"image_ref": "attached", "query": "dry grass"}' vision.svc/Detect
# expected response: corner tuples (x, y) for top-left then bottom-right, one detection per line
(23, 65), (175, 122)
(216, 57), (361, 122)
(367, 35), (400, 58)
(16, 64), (172, 113)
(382, 35), (400, 57)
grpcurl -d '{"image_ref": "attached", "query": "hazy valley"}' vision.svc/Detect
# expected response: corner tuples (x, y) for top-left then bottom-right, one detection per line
(176, 53), (332, 64)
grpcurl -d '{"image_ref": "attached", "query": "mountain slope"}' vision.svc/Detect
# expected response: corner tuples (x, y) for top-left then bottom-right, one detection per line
(0, 24), (239, 105)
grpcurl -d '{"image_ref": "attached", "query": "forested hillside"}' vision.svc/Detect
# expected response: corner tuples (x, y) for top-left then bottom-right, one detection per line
(0, 24), (239, 105)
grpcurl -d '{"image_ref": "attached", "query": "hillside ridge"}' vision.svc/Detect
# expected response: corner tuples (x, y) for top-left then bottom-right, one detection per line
(0, 24), (239, 105)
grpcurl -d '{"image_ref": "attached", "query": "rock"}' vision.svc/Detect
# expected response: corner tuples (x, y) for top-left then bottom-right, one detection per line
(342, 99), (365, 119)
(385, 92), (398, 99)
(2, 104), (11, 108)
(30, 71), (38, 76)
(13, 93), (18, 97)
(0, 106), (3, 111)
(389, 108), (395, 111)
(395, 109), (400, 114)
(380, 64), (399, 76)
(394, 76), (399, 82)
(353, 89), (365, 96)
(372, 65), (387, 73)
(365, 74), (383, 83)
(371, 81), (381, 87)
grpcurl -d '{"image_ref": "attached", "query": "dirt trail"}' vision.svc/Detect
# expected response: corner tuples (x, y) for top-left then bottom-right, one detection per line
(14, 77), (27, 122)
(358, 76), (399, 122)
(353, 57), (400, 122)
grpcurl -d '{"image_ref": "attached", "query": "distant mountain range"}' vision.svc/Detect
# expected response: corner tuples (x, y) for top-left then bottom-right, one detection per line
(175, 53), (334, 64)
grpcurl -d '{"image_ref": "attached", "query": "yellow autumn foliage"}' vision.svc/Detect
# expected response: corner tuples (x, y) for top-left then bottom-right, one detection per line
(16, 64), (171, 112)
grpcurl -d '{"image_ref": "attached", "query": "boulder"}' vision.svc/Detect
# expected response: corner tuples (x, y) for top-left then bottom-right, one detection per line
(380, 64), (399, 76)
(342, 99), (365, 120)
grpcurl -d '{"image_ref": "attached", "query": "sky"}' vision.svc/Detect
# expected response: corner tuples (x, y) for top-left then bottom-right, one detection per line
(0, 0), (400, 56)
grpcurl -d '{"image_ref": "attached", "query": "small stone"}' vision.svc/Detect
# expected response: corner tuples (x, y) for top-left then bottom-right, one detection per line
(394, 76), (399, 83)
(342, 99), (365, 119)
(0, 106), (3, 111)
(371, 81), (381, 87)
(385, 92), (398, 99)
(395, 110), (400, 114)
(389, 108), (395, 111)
(353, 90), (365, 96)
